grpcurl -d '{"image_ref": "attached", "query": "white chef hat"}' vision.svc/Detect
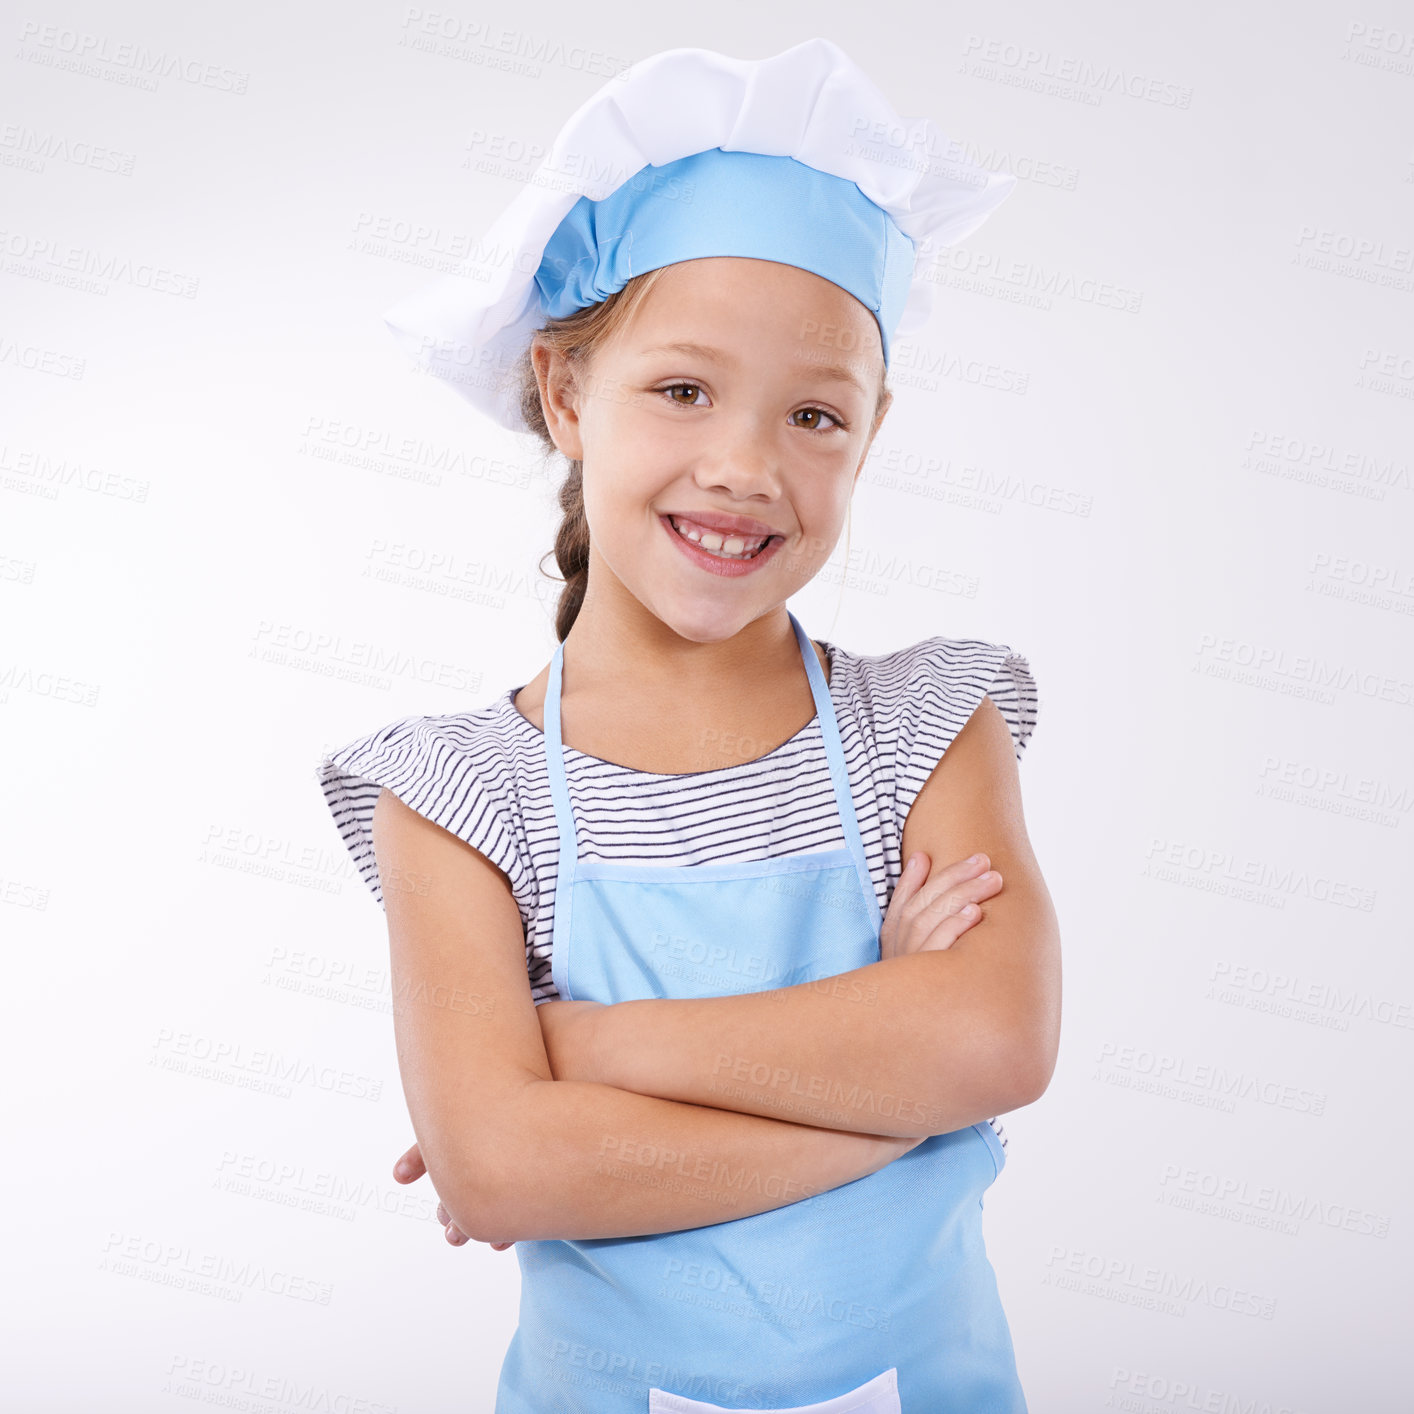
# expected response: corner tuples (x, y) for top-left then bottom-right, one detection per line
(383, 37), (1016, 433)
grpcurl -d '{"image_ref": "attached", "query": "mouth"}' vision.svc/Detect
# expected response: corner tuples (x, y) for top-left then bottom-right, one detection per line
(666, 514), (777, 560)
(660, 514), (785, 575)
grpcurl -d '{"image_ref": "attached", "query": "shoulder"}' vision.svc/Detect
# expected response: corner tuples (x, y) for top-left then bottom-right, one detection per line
(827, 634), (1039, 840)
(317, 699), (533, 915)
(320, 704), (521, 833)
(322, 701), (517, 790)
(829, 633), (1039, 765)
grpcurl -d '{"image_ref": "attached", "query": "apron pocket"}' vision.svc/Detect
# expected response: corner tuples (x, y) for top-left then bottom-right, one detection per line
(648, 1366), (900, 1414)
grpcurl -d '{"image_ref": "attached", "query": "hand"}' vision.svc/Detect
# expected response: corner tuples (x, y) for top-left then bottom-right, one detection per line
(534, 997), (608, 1082)
(392, 1141), (515, 1251)
(878, 851), (1004, 962)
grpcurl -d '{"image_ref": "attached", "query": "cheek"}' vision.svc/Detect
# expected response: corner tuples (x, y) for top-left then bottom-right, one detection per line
(797, 469), (853, 524)
(579, 463), (657, 549)
(776, 494), (839, 570)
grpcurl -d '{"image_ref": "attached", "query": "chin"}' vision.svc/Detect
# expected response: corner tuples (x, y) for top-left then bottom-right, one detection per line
(647, 599), (759, 644)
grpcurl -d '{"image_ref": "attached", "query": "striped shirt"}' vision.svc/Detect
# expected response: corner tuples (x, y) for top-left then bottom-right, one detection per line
(319, 633), (1039, 1151)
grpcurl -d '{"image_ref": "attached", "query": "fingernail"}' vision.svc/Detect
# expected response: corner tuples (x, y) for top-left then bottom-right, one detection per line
(967, 853), (984, 864)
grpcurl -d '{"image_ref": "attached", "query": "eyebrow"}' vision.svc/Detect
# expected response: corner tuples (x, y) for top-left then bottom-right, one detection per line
(636, 340), (869, 396)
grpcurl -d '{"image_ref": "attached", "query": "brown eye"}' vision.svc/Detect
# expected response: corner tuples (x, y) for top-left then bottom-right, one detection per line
(790, 406), (845, 434)
(663, 383), (706, 406)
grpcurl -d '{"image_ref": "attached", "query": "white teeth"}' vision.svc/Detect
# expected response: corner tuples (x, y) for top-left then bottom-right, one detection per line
(670, 516), (770, 560)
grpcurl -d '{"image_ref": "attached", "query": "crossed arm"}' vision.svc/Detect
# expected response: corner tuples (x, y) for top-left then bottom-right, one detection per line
(539, 695), (1060, 1137)
(376, 696), (1061, 1244)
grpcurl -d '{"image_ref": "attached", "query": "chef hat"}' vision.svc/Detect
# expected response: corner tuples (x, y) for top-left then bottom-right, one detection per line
(383, 37), (1017, 434)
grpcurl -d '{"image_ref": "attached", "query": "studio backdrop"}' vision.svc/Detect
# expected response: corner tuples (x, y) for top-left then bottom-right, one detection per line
(4, 2), (1409, 1410)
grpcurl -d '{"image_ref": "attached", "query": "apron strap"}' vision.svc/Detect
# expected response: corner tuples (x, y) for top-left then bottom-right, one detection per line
(787, 610), (883, 933)
(543, 637), (578, 911)
(543, 612), (883, 932)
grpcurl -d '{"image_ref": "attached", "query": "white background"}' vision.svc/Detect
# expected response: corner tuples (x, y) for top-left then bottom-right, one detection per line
(4, 2), (1412, 1410)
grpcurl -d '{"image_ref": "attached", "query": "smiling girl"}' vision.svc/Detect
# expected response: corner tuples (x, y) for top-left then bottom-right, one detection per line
(319, 39), (1059, 1414)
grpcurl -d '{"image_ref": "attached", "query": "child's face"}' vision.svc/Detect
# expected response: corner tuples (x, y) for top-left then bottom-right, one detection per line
(547, 256), (891, 644)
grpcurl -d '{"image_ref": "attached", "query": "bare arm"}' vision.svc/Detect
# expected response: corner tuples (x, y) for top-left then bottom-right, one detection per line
(474, 1078), (919, 1243)
(541, 696), (1063, 1139)
(371, 787), (920, 1246)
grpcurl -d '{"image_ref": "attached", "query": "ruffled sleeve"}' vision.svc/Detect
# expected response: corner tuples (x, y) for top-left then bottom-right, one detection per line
(316, 713), (535, 934)
(892, 637), (1040, 827)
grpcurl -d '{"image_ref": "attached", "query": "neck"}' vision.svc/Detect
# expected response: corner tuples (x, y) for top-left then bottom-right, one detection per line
(560, 566), (804, 702)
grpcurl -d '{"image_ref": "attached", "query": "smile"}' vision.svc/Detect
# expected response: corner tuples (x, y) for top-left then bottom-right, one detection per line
(660, 514), (784, 577)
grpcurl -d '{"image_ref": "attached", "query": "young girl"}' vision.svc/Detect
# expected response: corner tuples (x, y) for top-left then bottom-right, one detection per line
(319, 38), (1059, 1414)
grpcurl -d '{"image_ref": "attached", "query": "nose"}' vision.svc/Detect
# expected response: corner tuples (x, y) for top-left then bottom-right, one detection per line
(691, 420), (782, 502)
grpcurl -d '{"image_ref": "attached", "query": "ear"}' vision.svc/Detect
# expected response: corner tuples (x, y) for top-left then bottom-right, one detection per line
(531, 339), (586, 461)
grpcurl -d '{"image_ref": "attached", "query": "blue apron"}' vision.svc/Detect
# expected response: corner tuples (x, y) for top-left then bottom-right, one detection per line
(495, 611), (1027, 1413)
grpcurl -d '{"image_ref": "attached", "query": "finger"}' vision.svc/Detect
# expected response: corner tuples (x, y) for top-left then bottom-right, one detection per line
(908, 860), (1001, 928)
(892, 852), (987, 926)
(394, 1144), (426, 1184)
(884, 851), (989, 956)
(910, 901), (984, 953)
(881, 852), (931, 955)
(937, 868), (1004, 911)
(436, 1201), (474, 1246)
(915, 878), (1001, 937)
(913, 869), (1006, 952)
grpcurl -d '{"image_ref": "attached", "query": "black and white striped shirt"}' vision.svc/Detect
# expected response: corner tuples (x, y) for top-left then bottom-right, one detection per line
(319, 634), (1039, 1150)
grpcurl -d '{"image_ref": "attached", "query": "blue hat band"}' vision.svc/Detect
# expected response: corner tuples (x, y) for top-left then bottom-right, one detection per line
(533, 147), (916, 367)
